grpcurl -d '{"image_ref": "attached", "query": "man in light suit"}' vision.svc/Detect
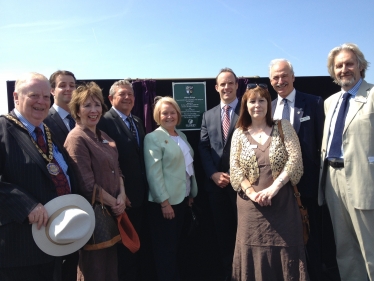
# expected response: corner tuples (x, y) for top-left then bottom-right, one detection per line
(98, 80), (148, 281)
(198, 68), (240, 281)
(0, 73), (76, 281)
(44, 70), (76, 146)
(43, 70), (78, 281)
(270, 59), (324, 280)
(319, 43), (374, 280)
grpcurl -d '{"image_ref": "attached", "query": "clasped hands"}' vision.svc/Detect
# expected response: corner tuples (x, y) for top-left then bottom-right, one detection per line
(246, 184), (281, 207)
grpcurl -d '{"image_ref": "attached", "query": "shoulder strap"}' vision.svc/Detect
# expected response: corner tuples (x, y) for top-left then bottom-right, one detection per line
(277, 120), (284, 143)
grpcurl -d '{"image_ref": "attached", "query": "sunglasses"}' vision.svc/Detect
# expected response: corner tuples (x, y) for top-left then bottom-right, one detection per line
(246, 83), (268, 90)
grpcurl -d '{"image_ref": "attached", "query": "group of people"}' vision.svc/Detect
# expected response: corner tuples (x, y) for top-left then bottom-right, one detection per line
(0, 41), (373, 281)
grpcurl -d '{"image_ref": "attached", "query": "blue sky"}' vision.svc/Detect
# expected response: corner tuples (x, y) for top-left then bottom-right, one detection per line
(1, 0), (374, 114)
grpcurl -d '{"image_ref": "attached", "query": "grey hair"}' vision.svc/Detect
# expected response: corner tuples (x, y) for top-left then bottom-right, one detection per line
(109, 79), (133, 96)
(15, 72), (50, 95)
(327, 43), (370, 82)
(269, 59), (294, 77)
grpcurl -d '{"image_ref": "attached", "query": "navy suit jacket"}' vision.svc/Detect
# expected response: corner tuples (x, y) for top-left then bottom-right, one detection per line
(44, 106), (70, 146)
(272, 90), (324, 198)
(98, 108), (148, 208)
(0, 112), (77, 267)
(198, 102), (240, 191)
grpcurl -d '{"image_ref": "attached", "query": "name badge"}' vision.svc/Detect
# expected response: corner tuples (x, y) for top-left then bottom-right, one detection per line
(300, 116), (310, 122)
(249, 144), (258, 149)
(355, 96), (367, 103)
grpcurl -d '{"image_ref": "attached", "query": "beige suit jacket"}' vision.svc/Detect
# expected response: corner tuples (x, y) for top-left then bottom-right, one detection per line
(318, 79), (374, 209)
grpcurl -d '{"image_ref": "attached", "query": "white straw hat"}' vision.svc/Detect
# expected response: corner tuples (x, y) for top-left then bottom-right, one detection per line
(32, 194), (95, 256)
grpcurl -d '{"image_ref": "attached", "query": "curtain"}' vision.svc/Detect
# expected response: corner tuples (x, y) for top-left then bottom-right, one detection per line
(131, 80), (157, 133)
(237, 78), (249, 101)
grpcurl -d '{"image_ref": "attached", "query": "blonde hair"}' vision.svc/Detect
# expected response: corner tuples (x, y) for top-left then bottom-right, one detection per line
(153, 96), (182, 125)
(327, 43), (370, 83)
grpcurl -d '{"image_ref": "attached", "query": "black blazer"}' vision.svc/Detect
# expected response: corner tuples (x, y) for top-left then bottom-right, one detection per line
(44, 106), (70, 146)
(0, 112), (77, 267)
(272, 90), (324, 198)
(98, 108), (148, 208)
(198, 101), (240, 191)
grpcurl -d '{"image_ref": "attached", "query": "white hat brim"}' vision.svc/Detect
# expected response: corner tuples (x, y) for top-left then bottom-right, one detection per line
(32, 194), (95, 257)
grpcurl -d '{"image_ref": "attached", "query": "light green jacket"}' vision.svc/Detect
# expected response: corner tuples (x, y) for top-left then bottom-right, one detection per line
(144, 126), (198, 205)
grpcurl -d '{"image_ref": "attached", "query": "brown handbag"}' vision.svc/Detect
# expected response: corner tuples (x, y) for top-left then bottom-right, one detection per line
(84, 184), (121, 250)
(277, 120), (310, 245)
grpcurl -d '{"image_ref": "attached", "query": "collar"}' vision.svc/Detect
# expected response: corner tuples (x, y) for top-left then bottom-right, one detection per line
(220, 98), (238, 110)
(112, 106), (132, 121)
(341, 78), (362, 98)
(277, 88), (296, 104)
(53, 104), (70, 119)
(14, 108), (44, 135)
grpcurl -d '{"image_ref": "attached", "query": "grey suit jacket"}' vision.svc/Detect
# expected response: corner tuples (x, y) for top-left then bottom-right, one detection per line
(319, 80), (374, 209)
(44, 106), (70, 146)
(198, 101), (240, 191)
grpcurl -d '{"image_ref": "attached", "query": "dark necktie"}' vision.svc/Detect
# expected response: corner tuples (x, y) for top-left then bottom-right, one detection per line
(34, 127), (71, 196)
(222, 105), (230, 145)
(127, 116), (139, 146)
(66, 114), (76, 131)
(282, 99), (290, 121)
(328, 92), (351, 158)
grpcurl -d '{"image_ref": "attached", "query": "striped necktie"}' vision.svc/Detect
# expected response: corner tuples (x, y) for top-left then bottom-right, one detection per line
(222, 105), (230, 145)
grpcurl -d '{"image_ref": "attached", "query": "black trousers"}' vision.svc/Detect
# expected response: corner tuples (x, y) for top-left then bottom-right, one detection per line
(0, 260), (55, 281)
(301, 197), (323, 281)
(148, 199), (188, 281)
(118, 206), (144, 281)
(207, 184), (237, 278)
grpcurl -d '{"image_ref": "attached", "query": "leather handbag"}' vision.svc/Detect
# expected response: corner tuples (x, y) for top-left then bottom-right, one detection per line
(84, 184), (121, 250)
(277, 120), (310, 245)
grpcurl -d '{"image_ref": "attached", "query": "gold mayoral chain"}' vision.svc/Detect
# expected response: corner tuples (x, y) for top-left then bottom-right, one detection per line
(4, 114), (60, 175)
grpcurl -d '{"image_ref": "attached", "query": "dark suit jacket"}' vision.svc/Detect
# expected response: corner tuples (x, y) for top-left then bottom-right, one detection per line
(0, 112), (77, 267)
(44, 106), (70, 146)
(272, 90), (324, 198)
(198, 102), (240, 191)
(98, 108), (148, 207)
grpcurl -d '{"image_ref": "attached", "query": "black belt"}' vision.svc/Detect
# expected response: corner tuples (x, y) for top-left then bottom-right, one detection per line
(327, 159), (344, 168)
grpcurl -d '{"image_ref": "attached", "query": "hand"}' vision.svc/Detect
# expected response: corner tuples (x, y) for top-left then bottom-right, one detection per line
(125, 197), (132, 208)
(188, 197), (194, 207)
(161, 200), (175, 220)
(28, 203), (48, 230)
(245, 189), (258, 203)
(255, 184), (281, 207)
(111, 193), (126, 216)
(211, 172), (230, 188)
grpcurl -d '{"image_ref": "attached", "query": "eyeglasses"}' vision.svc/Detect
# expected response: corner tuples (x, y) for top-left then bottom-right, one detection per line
(246, 83), (268, 90)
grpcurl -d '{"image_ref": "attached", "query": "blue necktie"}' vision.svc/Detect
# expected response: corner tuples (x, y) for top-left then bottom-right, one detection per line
(66, 114), (75, 131)
(282, 99), (290, 121)
(127, 117), (139, 146)
(328, 92), (351, 158)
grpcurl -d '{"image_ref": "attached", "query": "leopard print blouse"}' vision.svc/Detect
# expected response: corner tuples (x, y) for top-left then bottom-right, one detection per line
(230, 120), (303, 192)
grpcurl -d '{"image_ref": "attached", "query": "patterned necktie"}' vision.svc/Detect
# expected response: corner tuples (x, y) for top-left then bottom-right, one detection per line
(282, 98), (290, 121)
(328, 92), (351, 158)
(127, 116), (139, 146)
(34, 127), (71, 196)
(66, 114), (76, 131)
(222, 105), (231, 145)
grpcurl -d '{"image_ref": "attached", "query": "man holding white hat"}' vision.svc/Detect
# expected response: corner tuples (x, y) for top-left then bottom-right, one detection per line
(0, 73), (81, 281)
